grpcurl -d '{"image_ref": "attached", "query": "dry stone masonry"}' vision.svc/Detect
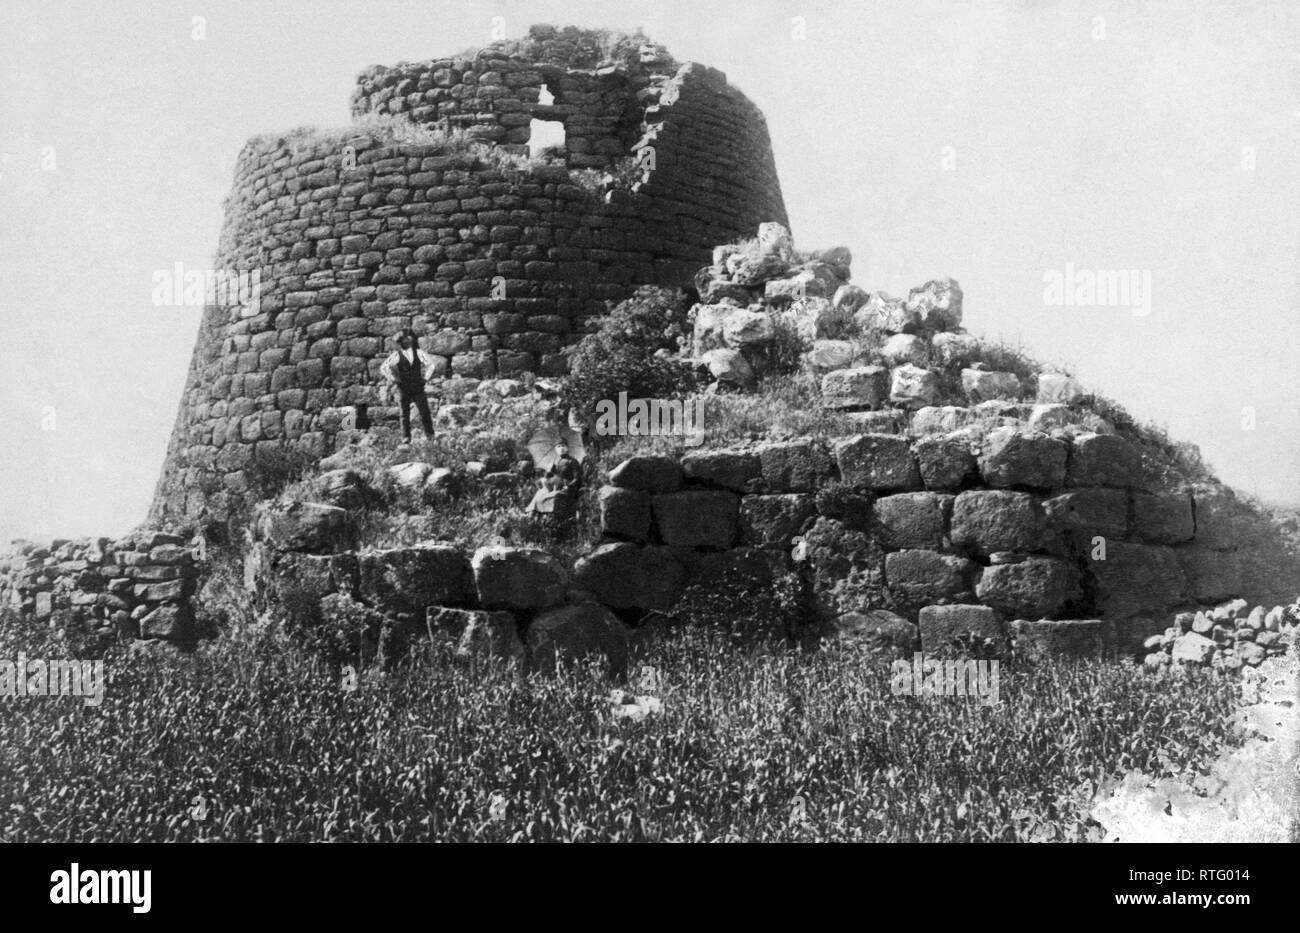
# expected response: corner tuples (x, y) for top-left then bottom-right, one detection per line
(151, 25), (786, 522)
(0, 533), (201, 646)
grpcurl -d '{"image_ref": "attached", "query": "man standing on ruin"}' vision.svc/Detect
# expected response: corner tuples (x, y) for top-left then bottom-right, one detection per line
(379, 329), (435, 443)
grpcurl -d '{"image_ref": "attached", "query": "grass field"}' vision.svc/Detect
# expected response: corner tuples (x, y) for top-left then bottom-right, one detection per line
(0, 614), (1245, 843)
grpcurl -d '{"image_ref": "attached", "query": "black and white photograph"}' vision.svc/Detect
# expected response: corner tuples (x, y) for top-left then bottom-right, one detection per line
(0, 0), (1295, 911)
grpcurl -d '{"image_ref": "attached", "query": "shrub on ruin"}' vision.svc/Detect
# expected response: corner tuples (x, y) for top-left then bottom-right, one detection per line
(562, 286), (702, 426)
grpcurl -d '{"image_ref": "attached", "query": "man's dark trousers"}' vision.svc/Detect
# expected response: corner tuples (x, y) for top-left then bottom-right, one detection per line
(398, 388), (434, 441)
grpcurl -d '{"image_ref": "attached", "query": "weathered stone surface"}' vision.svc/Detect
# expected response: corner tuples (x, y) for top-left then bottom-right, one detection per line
(910, 406), (977, 435)
(1068, 433), (1142, 488)
(803, 517), (885, 619)
(890, 364), (939, 409)
(652, 490), (739, 548)
(572, 543), (685, 611)
(256, 502), (354, 554)
(1088, 542), (1186, 618)
(722, 308), (775, 349)
(390, 461), (434, 489)
(701, 348), (755, 388)
(526, 604), (629, 676)
(856, 291), (918, 334)
(807, 339), (856, 373)
(912, 434), (977, 490)
(1130, 490), (1194, 544)
(975, 557), (1080, 618)
(139, 602), (196, 641)
(833, 434), (920, 491)
(318, 468), (366, 508)
(1009, 619), (1102, 659)
(930, 331), (979, 366)
(1036, 373), (1083, 404)
(739, 494), (816, 547)
(133, 578), (196, 602)
(829, 609), (919, 654)
(880, 334), (929, 367)
(598, 485), (651, 541)
(918, 604), (1003, 651)
(979, 428), (1067, 490)
(1188, 483), (1263, 549)
(1177, 544), (1242, 602)
(427, 607), (522, 663)
(358, 543), (473, 616)
(757, 439), (833, 493)
(1026, 404), (1114, 436)
(821, 366), (889, 409)
(681, 448), (762, 492)
(961, 369), (1020, 403)
(608, 455), (682, 493)
(1042, 488), (1128, 539)
(1171, 631), (1216, 664)
(872, 492), (950, 549)
(906, 278), (962, 331)
(885, 549), (975, 609)
(950, 490), (1046, 556)
(471, 546), (568, 610)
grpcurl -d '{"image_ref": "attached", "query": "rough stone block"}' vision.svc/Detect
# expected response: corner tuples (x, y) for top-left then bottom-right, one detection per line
(1068, 433), (1142, 488)
(918, 604), (1004, 651)
(471, 546), (568, 610)
(598, 485), (651, 541)
(872, 492), (950, 549)
(979, 427), (1067, 489)
(950, 490), (1046, 556)
(652, 490), (739, 548)
(975, 557), (1080, 619)
(912, 434), (976, 490)
(1087, 542), (1186, 618)
(1042, 488), (1128, 539)
(572, 543), (685, 611)
(739, 494), (816, 547)
(757, 439), (834, 493)
(833, 434), (920, 491)
(608, 455), (682, 493)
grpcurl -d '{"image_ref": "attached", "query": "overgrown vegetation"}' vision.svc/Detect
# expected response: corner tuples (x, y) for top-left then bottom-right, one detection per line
(0, 613), (1247, 842)
(561, 286), (703, 439)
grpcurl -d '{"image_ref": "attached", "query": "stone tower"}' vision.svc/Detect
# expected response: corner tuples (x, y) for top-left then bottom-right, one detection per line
(150, 26), (787, 521)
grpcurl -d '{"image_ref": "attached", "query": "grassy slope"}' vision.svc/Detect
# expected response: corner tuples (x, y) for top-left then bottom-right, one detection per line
(0, 617), (1243, 843)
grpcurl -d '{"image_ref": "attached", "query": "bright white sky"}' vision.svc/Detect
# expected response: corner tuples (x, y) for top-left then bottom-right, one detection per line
(1, 0), (1297, 543)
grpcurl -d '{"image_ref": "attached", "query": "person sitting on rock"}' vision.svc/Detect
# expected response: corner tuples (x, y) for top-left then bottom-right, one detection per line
(546, 440), (582, 498)
(379, 329), (435, 443)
